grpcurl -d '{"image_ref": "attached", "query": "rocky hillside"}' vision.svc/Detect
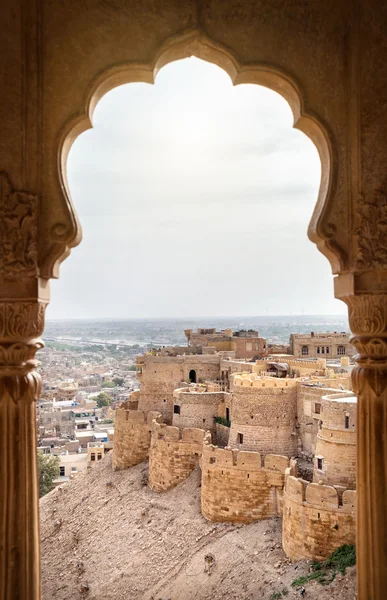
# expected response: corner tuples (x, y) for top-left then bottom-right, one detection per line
(40, 453), (356, 600)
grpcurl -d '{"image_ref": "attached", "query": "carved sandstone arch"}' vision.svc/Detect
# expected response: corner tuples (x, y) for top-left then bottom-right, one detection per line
(1, 13), (386, 600)
(52, 29), (341, 279)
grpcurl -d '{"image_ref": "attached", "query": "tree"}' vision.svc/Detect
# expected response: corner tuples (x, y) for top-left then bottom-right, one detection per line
(101, 381), (115, 388)
(113, 377), (124, 387)
(95, 391), (112, 408)
(37, 452), (60, 497)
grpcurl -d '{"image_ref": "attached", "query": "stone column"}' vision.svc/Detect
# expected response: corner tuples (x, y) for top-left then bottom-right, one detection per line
(0, 172), (48, 600)
(344, 294), (387, 600)
(0, 301), (47, 600)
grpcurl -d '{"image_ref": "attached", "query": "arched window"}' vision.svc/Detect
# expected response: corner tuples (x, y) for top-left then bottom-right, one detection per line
(301, 345), (309, 356)
(337, 345), (346, 355)
(189, 369), (196, 383)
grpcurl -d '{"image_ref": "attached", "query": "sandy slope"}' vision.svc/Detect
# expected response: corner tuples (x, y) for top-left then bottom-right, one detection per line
(40, 453), (356, 600)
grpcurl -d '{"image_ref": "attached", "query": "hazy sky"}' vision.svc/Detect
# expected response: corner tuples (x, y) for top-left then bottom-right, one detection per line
(48, 57), (346, 319)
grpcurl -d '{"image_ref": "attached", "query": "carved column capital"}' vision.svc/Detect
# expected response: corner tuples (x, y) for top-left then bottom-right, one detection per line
(344, 294), (387, 385)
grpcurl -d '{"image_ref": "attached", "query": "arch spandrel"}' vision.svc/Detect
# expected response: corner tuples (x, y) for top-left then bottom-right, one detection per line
(41, 27), (348, 279)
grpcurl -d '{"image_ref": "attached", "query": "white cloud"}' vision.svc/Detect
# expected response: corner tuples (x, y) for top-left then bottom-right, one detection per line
(48, 57), (345, 319)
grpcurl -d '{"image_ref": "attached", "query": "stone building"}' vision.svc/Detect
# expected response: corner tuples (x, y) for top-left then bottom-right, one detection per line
(135, 352), (221, 421)
(185, 327), (267, 359)
(313, 392), (357, 489)
(228, 375), (298, 456)
(110, 335), (357, 568)
(289, 332), (355, 359)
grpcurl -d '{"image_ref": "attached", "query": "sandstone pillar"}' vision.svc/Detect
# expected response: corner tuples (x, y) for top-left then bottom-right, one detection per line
(342, 294), (387, 600)
(0, 173), (49, 600)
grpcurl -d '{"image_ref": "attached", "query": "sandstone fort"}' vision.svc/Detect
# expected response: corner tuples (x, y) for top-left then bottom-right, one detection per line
(112, 327), (356, 562)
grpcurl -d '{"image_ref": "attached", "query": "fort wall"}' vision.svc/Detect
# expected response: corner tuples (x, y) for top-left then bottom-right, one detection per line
(172, 387), (227, 432)
(201, 439), (289, 523)
(229, 376), (298, 456)
(148, 421), (206, 492)
(215, 423), (230, 447)
(314, 392), (357, 488)
(112, 403), (161, 471)
(136, 354), (221, 421)
(282, 475), (356, 560)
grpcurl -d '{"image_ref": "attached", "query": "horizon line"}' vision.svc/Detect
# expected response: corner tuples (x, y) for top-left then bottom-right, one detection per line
(45, 313), (349, 321)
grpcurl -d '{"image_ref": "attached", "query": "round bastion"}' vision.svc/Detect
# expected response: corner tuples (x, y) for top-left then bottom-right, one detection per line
(172, 385), (226, 432)
(228, 374), (298, 456)
(313, 391), (357, 488)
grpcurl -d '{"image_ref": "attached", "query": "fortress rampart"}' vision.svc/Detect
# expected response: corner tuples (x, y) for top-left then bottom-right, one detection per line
(172, 386), (227, 432)
(296, 383), (351, 458)
(112, 403), (161, 471)
(313, 392), (357, 488)
(201, 438), (289, 523)
(148, 421), (206, 492)
(282, 475), (356, 560)
(229, 375), (297, 456)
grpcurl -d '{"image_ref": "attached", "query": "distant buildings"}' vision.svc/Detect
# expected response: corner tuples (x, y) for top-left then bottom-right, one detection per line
(289, 331), (354, 359)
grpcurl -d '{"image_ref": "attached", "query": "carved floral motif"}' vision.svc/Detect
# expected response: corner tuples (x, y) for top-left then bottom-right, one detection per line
(0, 371), (41, 404)
(0, 172), (38, 279)
(355, 187), (387, 269)
(0, 302), (46, 340)
(346, 295), (387, 336)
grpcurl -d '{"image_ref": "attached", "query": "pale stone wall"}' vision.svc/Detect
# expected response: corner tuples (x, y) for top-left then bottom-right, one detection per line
(148, 421), (206, 492)
(229, 376), (298, 456)
(136, 354), (221, 421)
(172, 387), (227, 432)
(282, 475), (356, 560)
(201, 440), (289, 523)
(215, 423), (230, 447)
(112, 403), (161, 471)
(313, 393), (357, 488)
(289, 332), (355, 359)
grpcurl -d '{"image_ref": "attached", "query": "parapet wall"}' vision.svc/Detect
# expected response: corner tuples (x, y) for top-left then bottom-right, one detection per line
(313, 392), (357, 488)
(172, 387), (227, 431)
(282, 475), (356, 561)
(229, 377), (298, 456)
(201, 439), (289, 523)
(148, 421), (206, 492)
(112, 405), (161, 471)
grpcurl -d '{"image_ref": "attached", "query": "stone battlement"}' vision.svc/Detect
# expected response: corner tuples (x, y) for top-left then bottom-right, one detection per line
(232, 374), (298, 388)
(148, 421), (207, 492)
(284, 475), (356, 510)
(112, 407), (162, 471)
(202, 441), (289, 473)
(282, 474), (356, 561)
(115, 406), (162, 426)
(201, 437), (289, 523)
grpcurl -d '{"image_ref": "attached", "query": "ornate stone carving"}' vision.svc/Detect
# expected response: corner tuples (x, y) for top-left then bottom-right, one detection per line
(0, 172), (38, 279)
(0, 370), (42, 404)
(355, 188), (387, 270)
(346, 295), (386, 336)
(0, 302), (46, 340)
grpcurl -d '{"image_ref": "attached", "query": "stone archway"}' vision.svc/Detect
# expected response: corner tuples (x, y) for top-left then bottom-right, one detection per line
(0, 3), (386, 599)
